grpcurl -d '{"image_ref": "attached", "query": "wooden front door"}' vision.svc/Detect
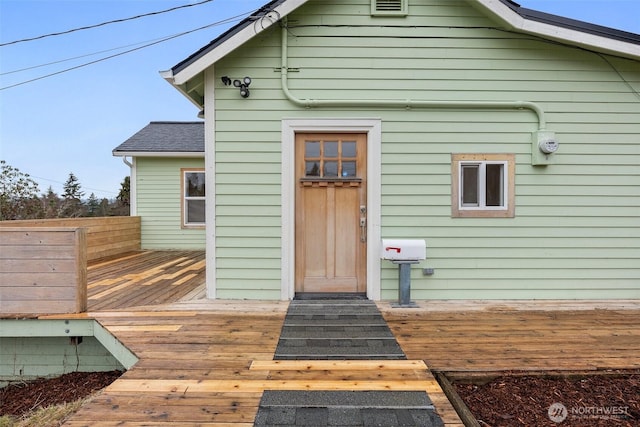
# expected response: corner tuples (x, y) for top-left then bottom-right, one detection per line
(295, 133), (367, 293)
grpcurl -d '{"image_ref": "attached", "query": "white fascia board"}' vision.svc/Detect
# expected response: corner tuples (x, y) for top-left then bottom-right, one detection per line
(112, 152), (204, 158)
(472, 0), (640, 60)
(160, 70), (205, 109)
(172, 0), (311, 86)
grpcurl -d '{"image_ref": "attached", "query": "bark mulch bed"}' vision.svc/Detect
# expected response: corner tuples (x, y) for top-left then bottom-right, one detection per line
(3, 370), (640, 426)
(0, 370), (122, 418)
(453, 371), (640, 426)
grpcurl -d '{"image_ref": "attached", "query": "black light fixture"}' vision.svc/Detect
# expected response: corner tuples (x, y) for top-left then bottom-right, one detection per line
(221, 76), (251, 98)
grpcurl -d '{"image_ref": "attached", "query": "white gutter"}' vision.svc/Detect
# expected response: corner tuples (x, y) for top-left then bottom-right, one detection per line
(280, 19), (548, 130)
(112, 152), (204, 158)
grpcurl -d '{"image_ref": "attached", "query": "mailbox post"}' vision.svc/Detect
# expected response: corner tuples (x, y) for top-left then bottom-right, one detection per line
(380, 239), (426, 307)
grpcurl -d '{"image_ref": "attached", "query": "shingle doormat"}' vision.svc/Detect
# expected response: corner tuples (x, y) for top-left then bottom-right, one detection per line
(254, 299), (444, 426)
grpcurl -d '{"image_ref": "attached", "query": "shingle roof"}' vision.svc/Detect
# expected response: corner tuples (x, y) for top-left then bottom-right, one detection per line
(500, 0), (640, 45)
(113, 121), (204, 155)
(171, 0), (286, 76)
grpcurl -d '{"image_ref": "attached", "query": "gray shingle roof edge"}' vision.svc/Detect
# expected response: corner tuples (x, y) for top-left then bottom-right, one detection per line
(113, 121), (204, 154)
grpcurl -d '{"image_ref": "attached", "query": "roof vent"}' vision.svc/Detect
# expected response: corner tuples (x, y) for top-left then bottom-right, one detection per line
(371, 0), (408, 16)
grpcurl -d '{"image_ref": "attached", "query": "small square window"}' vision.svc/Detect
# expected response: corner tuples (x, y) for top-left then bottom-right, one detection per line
(182, 169), (205, 227)
(451, 154), (515, 218)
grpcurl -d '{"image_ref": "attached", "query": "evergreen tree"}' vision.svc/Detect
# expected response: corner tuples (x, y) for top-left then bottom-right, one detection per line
(42, 186), (61, 219)
(113, 176), (130, 216)
(59, 172), (85, 217)
(116, 176), (130, 207)
(86, 192), (100, 217)
(99, 198), (111, 217)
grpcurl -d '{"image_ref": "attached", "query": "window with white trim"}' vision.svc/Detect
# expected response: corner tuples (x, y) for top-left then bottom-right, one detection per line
(451, 154), (515, 218)
(182, 169), (205, 227)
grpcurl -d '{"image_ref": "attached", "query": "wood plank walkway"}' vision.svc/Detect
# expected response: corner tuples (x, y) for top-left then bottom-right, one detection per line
(54, 302), (462, 426)
(38, 252), (640, 426)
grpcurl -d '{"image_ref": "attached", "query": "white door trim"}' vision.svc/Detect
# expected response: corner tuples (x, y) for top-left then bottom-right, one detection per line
(281, 118), (382, 300)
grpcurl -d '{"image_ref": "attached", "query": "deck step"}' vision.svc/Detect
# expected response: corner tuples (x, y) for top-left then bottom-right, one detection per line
(274, 299), (406, 361)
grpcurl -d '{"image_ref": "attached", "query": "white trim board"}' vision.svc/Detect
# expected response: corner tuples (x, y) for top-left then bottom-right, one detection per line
(281, 118), (382, 300)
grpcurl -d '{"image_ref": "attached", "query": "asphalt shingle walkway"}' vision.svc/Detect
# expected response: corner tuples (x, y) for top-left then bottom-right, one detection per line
(274, 299), (406, 360)
(255, 298), (444, 426)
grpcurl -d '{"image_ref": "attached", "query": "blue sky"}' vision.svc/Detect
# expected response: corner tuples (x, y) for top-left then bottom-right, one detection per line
(1, 0), (638, 199)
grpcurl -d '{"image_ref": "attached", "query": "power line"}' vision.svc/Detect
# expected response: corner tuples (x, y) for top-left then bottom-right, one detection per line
(30, 175), (118, 195)
(1, 38), (166, 76)
(0, 0), (214, 47)
(0, 13), (247, 91)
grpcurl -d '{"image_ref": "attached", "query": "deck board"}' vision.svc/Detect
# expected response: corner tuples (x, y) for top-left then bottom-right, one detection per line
(39, 252), (639, 426)
(87, 250), (205, 310)
(379, 304), (640, 373)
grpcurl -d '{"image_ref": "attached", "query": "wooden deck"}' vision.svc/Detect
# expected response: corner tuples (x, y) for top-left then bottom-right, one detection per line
(380, 301), (640, 373)
(87, 250), (206, 310)
(38, 251), (640, 426)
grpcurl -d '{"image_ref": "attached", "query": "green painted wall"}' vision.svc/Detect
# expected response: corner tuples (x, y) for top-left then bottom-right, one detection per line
(210, 0), (640, 299)
(136, 157), (205, 250)
(0, 320), (136, 385)
(0, 336), (124, 383)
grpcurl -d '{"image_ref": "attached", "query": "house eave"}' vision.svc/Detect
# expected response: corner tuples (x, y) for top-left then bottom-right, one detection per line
(165, 0), (639, 102)
(112, 151), (204, 158)
(161, 69), (206, 109)
(471, 0), (640, 60)
(169, 0), (310, 87)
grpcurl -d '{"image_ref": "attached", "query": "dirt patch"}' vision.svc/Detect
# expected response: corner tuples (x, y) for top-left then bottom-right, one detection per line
(453, 372), (640, 426)
(0, 370), (122, 418)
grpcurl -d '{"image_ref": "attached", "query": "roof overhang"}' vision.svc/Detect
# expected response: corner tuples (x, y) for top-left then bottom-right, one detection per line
(112, 151), (204, 158)
(470, 0), (640, 60)
(162, 0), (639, 108)
(163, 0), (308, 82)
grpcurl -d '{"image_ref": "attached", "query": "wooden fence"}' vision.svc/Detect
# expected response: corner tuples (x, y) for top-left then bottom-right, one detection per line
(0, 217), (140, 315)
(0, 216), (140, 261)
(0, 227), (87, 314)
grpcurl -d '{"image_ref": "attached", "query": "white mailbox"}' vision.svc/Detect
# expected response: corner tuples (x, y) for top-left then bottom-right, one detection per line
(381, 239), (426, 261)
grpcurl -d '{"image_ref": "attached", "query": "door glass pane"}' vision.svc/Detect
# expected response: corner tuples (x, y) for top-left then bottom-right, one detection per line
(306, 161), (320, 176)
(324, 161), (338, 177)
(485, 164), (504, 206)
(185, 172), (205, 197)
(305, 141), (320, 157)
(461, 165), (479, 206)
(324, 141), (338, 158)
(342, 141), (356, 158)
(342, 161), (356, 177)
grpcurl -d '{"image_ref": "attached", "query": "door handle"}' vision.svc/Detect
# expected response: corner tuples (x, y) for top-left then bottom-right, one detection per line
(359, 205), (367, 243)
(360, 217), (367, 243)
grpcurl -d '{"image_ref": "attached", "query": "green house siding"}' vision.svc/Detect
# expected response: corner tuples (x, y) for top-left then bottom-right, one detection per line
(209, 0), (639, 299)
(136, 157), (205, 250)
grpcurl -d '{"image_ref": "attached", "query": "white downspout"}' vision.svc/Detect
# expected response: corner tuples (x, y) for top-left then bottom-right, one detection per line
(280, 19), (548, 130)
(121, 156), (136, 216)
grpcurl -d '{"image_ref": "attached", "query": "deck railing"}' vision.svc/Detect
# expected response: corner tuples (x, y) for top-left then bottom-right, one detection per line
(0, 216), (140, 261)
(0, 217), (140, 315)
